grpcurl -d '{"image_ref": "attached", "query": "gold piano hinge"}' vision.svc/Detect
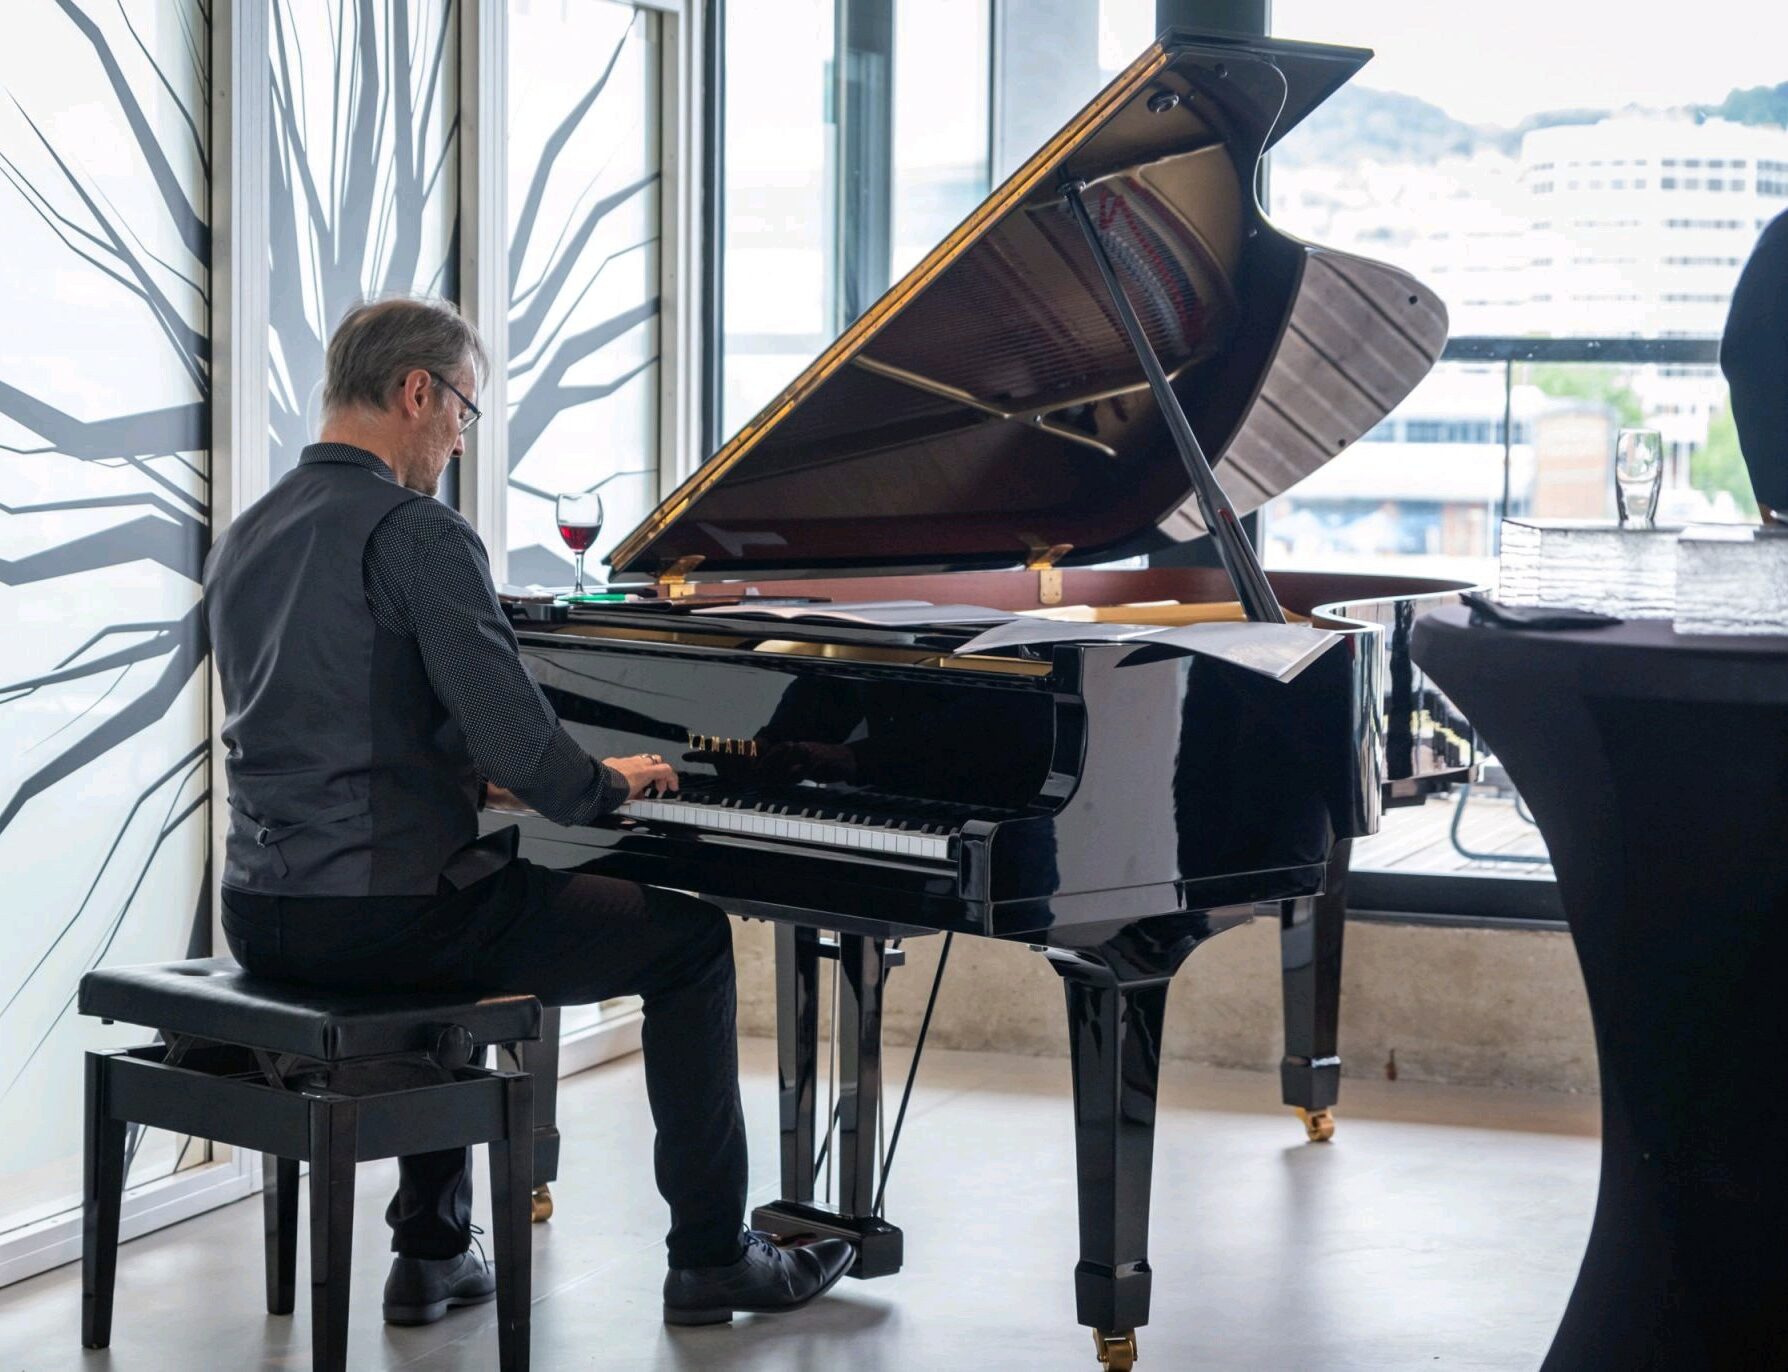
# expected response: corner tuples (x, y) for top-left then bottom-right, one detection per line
(1022, 537), (1073, 606)
(657, 554), (705, 599)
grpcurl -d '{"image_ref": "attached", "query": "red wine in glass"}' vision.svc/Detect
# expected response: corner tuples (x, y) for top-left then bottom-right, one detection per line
(557, 522), (598, 553)
(555, 491), (604, 598)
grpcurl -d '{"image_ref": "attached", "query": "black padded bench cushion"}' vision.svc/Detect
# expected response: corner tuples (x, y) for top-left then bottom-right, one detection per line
(79, 958), (542, 1062)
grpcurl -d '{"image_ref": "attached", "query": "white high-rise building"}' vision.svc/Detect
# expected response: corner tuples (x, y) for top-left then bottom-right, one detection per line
(1518, 113), (1788, 340)
(1273, 107), (1788, 532)
(1517, 115), (1788, 461)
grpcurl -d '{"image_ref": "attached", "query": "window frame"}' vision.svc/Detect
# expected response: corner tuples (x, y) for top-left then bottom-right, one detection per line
(459, 0), (703, 587)
(701, 0), (998, 448)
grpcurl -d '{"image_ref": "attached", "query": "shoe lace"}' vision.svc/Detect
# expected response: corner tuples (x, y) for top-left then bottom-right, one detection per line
(467, 1222), (490, 1270)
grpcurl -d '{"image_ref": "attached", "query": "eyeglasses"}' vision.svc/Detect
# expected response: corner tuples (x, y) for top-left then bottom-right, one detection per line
(430, 372), (482, 434)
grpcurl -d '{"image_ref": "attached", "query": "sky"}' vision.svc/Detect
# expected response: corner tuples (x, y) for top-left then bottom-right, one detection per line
(1103, 0), (1788, 128)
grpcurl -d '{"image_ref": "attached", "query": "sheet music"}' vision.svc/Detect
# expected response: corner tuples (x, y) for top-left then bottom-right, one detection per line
(694, 601), (1018, 628)
(950, 619), (1158, 648)
(953, 618), (1342, 682)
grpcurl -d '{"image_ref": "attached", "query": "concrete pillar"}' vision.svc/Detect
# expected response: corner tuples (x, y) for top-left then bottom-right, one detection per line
(1156, 0), (1267, 35)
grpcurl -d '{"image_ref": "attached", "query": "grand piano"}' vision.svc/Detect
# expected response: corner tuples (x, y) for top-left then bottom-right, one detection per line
(495, 29), (1471, 1369)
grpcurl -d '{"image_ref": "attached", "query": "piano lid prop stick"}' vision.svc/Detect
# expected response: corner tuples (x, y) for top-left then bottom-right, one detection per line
(1060, 180), (1286, 625)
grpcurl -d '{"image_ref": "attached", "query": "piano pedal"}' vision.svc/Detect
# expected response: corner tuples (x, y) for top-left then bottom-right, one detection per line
(749, 1200), (902, 1278)
(530, 1183), (554, 1223)
(1295, 1106), (1336, 1143)
(1093, 1328), (1138, 1371)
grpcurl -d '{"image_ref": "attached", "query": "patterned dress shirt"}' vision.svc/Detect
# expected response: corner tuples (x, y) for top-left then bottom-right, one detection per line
(299, 443), (628, 825)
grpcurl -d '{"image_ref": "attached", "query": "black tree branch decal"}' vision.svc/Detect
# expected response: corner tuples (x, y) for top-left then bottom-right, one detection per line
(268, 0), (461, 474)
(0, 1), (211, 1119)
(506, 11), (663, 581)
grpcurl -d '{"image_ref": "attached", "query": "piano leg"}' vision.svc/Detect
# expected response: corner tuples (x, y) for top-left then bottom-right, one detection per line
(1279, 838), (1351, 1143)
(752, 928), (904, 1278)
(1045, 912), (1244, 1371)
(507, 1008), (561, 1222)
(774, 924), (820, 1205)
(833, 933), (883, 1225)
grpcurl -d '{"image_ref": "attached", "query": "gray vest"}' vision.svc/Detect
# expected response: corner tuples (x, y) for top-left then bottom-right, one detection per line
(205, 456), (500, 896)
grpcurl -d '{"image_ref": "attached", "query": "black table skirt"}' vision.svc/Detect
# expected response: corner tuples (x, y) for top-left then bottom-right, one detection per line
(1414, 608), (1788, 1371)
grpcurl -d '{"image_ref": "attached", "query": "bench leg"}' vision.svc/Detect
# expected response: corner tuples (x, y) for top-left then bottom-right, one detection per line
(82, 1052), (127, 1349)
(264, 1154), (299, 1315)
(308, 1101), (358, 1372)
(489, 1073), (534, 1372)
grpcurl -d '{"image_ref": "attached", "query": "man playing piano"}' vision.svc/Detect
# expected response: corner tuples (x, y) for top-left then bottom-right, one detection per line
(203, 296), (852, 1328)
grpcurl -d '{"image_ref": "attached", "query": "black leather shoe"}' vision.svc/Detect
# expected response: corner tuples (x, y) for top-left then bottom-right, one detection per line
(382, 1250), (497, 1325)
(663, 1230), (854, 1326)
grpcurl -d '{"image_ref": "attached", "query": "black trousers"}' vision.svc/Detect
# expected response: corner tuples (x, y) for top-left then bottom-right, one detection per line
(221, 859), (748, 1269)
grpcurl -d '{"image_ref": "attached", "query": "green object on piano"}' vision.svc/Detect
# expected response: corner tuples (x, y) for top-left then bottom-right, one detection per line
(556, 591), (629, 604)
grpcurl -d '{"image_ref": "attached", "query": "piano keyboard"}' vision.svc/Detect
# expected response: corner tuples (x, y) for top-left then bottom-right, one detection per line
(617, 784), (983, 863)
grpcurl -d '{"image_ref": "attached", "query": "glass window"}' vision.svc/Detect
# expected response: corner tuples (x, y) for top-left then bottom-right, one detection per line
(268, 0), (460, 481)
(1266, 363), (1518, 584)
(505, 1), (661, 586)
(1098, 0), (1156, 69)
(720, 1), (997, 438)
(505, 0), (658, 1047)
(720, 0), (836, 435)
(1270, 0), (1788, 343)
(890, 0), (991, 280)
(0, 0), (210, 1243)
(1261, 4), (1777, 887)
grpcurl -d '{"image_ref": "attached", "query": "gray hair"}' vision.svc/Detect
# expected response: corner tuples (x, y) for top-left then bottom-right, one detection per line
(322, 296), (488, 415)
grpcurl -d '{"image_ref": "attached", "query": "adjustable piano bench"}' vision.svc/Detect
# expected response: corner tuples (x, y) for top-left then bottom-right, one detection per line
(76, 957), (541, 1372)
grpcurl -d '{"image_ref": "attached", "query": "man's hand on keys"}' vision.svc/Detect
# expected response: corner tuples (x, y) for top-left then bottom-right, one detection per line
(606, 752), (680, 800)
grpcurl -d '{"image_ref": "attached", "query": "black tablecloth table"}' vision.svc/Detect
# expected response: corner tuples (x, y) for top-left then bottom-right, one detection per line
(1413, 607), (1788, 1370)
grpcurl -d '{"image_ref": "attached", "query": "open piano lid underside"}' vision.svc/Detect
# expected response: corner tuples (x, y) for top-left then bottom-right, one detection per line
(609, 29), (1449, 583)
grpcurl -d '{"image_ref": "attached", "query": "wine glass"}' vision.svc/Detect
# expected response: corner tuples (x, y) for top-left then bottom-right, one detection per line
(555, 491), (604, 599)
(1614, 429), (1663, 528)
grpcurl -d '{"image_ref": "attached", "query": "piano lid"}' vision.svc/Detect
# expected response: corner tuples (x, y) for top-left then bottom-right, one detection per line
(609, 29), (1449, 583)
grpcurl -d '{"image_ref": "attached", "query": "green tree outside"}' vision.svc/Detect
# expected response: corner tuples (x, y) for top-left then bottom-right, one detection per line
(1523, 362), (1644, 428)
(1694, 402), (1761, 517)
(1524, 364), (1758, 516)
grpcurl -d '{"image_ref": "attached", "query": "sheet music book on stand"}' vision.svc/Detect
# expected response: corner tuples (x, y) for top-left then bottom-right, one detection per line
(701, 599), (1337, 681)
(952, 617), (1342, 683)
(693, 601), (1018, 628)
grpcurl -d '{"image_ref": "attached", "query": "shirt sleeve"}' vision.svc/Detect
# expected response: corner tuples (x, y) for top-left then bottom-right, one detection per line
(367, 503), (630, 825)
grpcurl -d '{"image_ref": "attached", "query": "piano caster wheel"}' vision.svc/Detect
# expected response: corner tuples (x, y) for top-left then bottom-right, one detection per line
(1296, 1107), (1336, 1143)
(530, 1184), (554, 1223)
(1093, 1329), (1138, 1371)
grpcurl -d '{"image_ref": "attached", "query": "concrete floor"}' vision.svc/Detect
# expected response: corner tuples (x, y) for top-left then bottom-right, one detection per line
(0, 1036), (1600, 1371)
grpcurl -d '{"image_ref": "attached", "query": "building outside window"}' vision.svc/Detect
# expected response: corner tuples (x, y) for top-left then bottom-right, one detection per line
(1265, 0), (1788, 891)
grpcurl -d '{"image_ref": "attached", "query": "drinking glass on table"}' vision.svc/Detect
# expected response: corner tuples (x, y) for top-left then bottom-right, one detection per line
(1615, 428), (1663, 527)
(555, 491), (604, 599)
